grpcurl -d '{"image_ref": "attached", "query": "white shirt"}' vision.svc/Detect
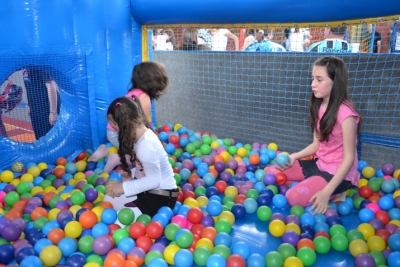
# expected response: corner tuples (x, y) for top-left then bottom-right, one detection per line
(289, 28), (305, 52)
(212, 29), (230, 51)
(123, 129), (176, 196)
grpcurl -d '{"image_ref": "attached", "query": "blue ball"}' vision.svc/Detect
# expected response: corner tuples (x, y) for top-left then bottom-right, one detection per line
(358, 160), (368, 172)
(389, 208), (400, 220)
(243, 198), (258, 214)
(206, 254), (226, 267)
(326, 216), (343, 227)
(148, 258), (168, 267)
(388, 233), (400, 251)
(158, 131), (169, 142)
(337, 201), (352, 216)
(231, 241), (251, 260)
(203, 173), (216, 186)
(388, 251), (400, 267)
(231, 204), (246, 220)
(272, 194), (287, 208)
(66, 253), (86, 267)
(206, 186), (219, 198)
(101, 208), (118, 225)
(164, 143), (175, 155)
(314, 214), (326, 223)
(174, 248), (193, 267)
(33, 238), (52, 254)
(314, 222), (330, 233)
(92, 222), (110, 238)
(157, 206), (174, 221)
(20, 255), (42, 267)
(260, 188), (274, 199)
(207, 200), (223, 216)
(0, 244), (14, 265)
(118, 237), (136, 254)
(256, 194), (272, 207)
(275, 153), (290, 166)
(300, 224), (315, 237)
(177, 205), (191, 217)
(300, 213), (316, 226)
(214, 232), (232, 247)
(16, 247), (36, 264)
(378, 195), (395, 210)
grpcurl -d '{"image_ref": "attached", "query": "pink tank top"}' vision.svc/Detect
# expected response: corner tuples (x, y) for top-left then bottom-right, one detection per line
(106, 89), (145, 131)
(315, 102), (360, 186)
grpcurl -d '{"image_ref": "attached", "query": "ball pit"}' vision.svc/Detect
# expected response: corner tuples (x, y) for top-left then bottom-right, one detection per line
(0, 123), (400, 267)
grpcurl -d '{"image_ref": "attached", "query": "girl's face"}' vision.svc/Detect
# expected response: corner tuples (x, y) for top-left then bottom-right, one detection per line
(108, 115), (119, 132)
(311, 66), (333, 103)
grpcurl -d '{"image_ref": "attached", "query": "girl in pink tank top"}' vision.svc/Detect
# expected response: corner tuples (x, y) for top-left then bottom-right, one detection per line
(88, 62), (169, 174)
(273, 56), (361, 215)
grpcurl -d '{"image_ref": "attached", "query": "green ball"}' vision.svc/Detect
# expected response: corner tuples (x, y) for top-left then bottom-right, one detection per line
(346, 229), (364, 242)
(194, 247), (211, 267)
(136, 214), (151, 226)
(329, 224), (347, 237)
(168, 157), (176, 167)
(222, 205), (230, 212)
(194, 149), (203, 158)
(39, 180), (52, 189)
(200, 144), (211, 155)
(331, 234), (349, 252)
(112, 228), (129, 245)
(348, 189), (358, 197)
(78, 235), (94, 254)
(369, 251), (387, 266)
(95, 185), (106, 195)
(145, 250), (164, 266)
(20, 192), (32, 199)
(49, 196), (63, 209)
(245, 189), (259, 200)
(186, 143), (196, 154)
(192, 140), (201, 149)
(225, 202), (235, 210)
(296, 247), (316, 267)
(243, 144), (252, 151)
(118, 208), (135, 225)
(353, 196), (365, 209)
(45, 174), (57, 183)
(195, 186), (206, 196)
(5, 191), (20, 206)
(369, 180), (381, 192)
(266, 185), (278, 195)
(277, 243), (296, 261)
(202, 136), (212, 145)
(16, 182), (31, 194)
(173, 148), (183, 158)
(165, 223), (181, 241)
(22, 214), (32, 223)
(33, 216), (49, 230)
(86, 254), (104, 266)
(227, 146), (237, 156)
(313, 236), (331, 254)
(212, 244), (231, 260)
(223, 138), (232, 147)
(290, 205), (305, 218)
(0, 239), (10, 246)
(265, 251), (284, 267)
(71, 191), (86, 205)
(214, 219), (231, 234)
(174, 174), (182, 185)
(81, 184), (94, 193)
(222, 195), (235, 205)
(256, 206), (272, 222)
(175, 230), (194, 248)
(211, 136), (218, 141)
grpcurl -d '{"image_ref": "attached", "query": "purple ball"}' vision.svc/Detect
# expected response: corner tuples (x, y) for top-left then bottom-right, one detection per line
(75, 181), (87, 189)
(368, 218), (384, 231)
(203, 155), (214, 166)
(270, 213), (286, 223)
(324, 208), (339, 218)
(181, 160), (194, 171)
(227, 160), (238, 170)
(24, 203), (38, 214)
(214, 161), (226, 172)
(65, 197), (73, 206)
(3, 184), (16, 193)
(28, 197), (43, 207)
(252, 142), (260, 147)
(12, 218), (27, 231)
(286, 215), (300, 225)
(210, 150), (218, 157)
(57, 209), (73, 224)
(2, 224), (22, 242)
(201, 215), (215, 227)
(394, 196), (400, 208)
(236, 166), (247, 175)
(382, 249), (392, 258)
(385, 223), (399, 234)
(193, 179), (206, 188)
(263, 173), (276, 185)
(85, 188), (99, 202)
(128, 247), (146, 259)
(93, 235), (113, 255)
(233, 181), (245, 189)
(220, 171), (232, 182)
(252, 146), (260, 152)
(382, 163), (395, 176)
(55, 201), (69, 210)
(244, 181), (255, 188)
(53, 179), (65, 188)
(279, 184), (289, 195)
(238, 185), (250, 195)
(355, 253), (375, 267)
(95, 177), (107, 186)
(281, 230), (299, 247)
(150, 243), (165, 254)
(181, 183), (194, 193)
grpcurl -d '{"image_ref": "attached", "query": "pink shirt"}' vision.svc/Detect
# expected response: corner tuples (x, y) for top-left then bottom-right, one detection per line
(107, 89), (145, 131)
(315, 102), (360, 186)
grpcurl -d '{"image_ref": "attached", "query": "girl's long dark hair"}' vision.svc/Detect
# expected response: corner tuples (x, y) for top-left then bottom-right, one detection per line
(107, 96), (149, 174)
(309, 56), (360, 141)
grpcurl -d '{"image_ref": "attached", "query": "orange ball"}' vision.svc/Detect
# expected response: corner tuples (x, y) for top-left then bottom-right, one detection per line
(44, 192), (58, 206)
(56, 157), (67, 166)
(124, 260), (139, 267)
(48, 228), (65, 245)
(188, 174), (200, 185)
(297, 238), (316, 250)
(234, 194), (247, 204)
(209, 168), (218, 178)
(126, 256), (144, 267)
(104, 253), (125, 267)
(53, 168), (66, 179)
(31, 207), (48, 221)
(249, 154), (260, 165)
(99, 201), (114, 209)
(79, 210), (98, 229)
(201, 227), (217, 243)
(213, 155), (224, 164)
(81, 202), (94, 210)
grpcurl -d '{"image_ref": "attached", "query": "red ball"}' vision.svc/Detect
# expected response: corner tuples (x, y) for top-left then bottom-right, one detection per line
(169, 134), (179, 144)
(234, 194), (247, 204)
(162, 125), (171, 132)
(215, 181), (228, 194)
(190, 224), (205, 236)
(275, 172), (287, 185)
(314, 231), (331, 240)
(77, 152), (87, 161)
(227, 254), (246, 267)
(183, 191), (196, 200)
(172, 167), (180, 174)
(359, 186), (373, 199)
(188, 234), (200, 252)
(177, 191), (184, 203)
(187, 207), (204, 224)
(376, 229), (391, 245)
(108, 224), (121, 235)
(375, 210), (390, 225)
(129, 222), (146, 239)
(145, 221), (164, 239)
(136, 236), (153, 253)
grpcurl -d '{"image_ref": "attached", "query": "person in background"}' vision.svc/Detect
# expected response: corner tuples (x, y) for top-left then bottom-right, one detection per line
(245, 29), (286, 52)
(368, 24), (382, 53)
(241, 29), (256, 51)
(175, 28), (212, 51)
(164, 29), (175, 51)
(197, 29), (212, 48)
(210, 28), (239, 51)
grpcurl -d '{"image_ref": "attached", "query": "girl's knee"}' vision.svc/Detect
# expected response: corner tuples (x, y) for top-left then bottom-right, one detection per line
(285, 186), (311, 207)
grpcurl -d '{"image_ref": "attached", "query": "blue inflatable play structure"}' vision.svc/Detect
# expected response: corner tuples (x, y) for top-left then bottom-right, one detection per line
(1, 1), (400, 266)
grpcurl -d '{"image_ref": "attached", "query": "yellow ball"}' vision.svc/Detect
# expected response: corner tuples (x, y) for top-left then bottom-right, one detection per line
(393, 190), (400, 199)
(173, 123), (182, 132)
(94, 192), (104, 205)
(60, 193), (70, 200)
(218, 211), (235, 226)
(357, 223), (375, 241)
(74, 172), (86, 180)
(65, 221), (83, 238)
(44, 186), (57, 193)
(224, 186), (238, 198)
(367, 235), (386, 252)
(362, 166), (375, 179)
(225, 168), (234, 176)
(269, 220), (286, 237)
(40, 245), (62, 266)
(11, 162), (24, 172)
(84, 263), (101, 267)
(389, 219), (400, 227)
(286, 223), (301, 235)
(234, 156), (243, 162)
(184, 197), (200, 208)
(1, 170), (14, 183)
(196, 196), (209, 207)
(91, 206), (104, 221)
(21, 173), (34, 183)
(31, 186), (44, 195)
(69, 205), (82, 217)
(108, 147), (118, 154)
(268, 143), (278, 151)
(237, 148), (247, 158)
(219, 151), (230, 163)
(284, 256), (304, 267)
(48, 208), (61, 221)
(0, 209), (5, 216)
(358, 179), (369, 189)
(349, 239), (369, 257)
(100, 172), (109, 179)
(37, 162), (48, 171)
(211, 141), (220, 150)
(68, 179), (77, 186)
(393, 169), (400, 179)
(75, 161), (87, 172)
(10, 179), (20, 187)
(163, 244), (180, 265)
(196, 238), (214, 251)
(28, 166), (41, 177)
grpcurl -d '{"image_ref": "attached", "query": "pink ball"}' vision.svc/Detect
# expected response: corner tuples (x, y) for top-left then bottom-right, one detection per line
(0, 191), (5, 204)
(182, 160), (194, 171)
(238, 185), (251, 195)
(265, 165), (280, 175)
(85, 171), (94, 177)
(186, 221), (194, 230)
(383, 175), (392, 180)
(217, 147), (227, 154)
(366, 203), (380, 213)
(171, 215), (188, 229)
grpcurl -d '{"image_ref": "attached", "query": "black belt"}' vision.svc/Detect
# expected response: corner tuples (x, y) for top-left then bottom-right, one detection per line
(148, 189), (179, 197)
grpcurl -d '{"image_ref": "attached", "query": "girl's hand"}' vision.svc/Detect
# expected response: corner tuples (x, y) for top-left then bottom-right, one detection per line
(105, 182), (124, 198)
(275, 154), (295, 171)
(308, 189), (331, 215)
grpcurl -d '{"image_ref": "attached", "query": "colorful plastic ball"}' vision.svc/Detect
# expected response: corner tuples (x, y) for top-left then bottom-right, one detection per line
(214, 232), (232, 247)
(282, 230), (300, 247)
(2, 223), (22, 241)
(265, 251), (283, 267)
(330, 234), (349, 252)
(231, 204), (246, 220)
(269, 219), (286, 237)
(243, 198), (258, 214)
(275, 153), (290, 166)
(277, 243), (296, 261)
(171, 215), (188, 229)
(388, 251), (400, 267)
(207, 200), (223, 216)
(313, 236), (331, 254)
(296, 247), (316, 267)
(145, 221), (164, 239)
(272, 194), (287, 208)
(358, 208), (375, 222)
(215, 219), (232, 234)
(358, 223), (375, 241)
(388, 233), (400, 251)
(257, 206), (272, 222)
(39, 245), (62, 267)
(355, 253), (375, 267)
(204, 254), (225, 267)
(379, 195), (394, 210)
(58, 237), (78, 257)
(93, 235), (113, 256)
(173, 248), (193, 267)
(349, 239), (369, 257)
(19, 255), (42, 267)
(175, 229), (194, 248)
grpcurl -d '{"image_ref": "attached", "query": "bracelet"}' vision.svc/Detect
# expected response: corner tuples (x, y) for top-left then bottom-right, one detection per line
(50, 111), (57, 115)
